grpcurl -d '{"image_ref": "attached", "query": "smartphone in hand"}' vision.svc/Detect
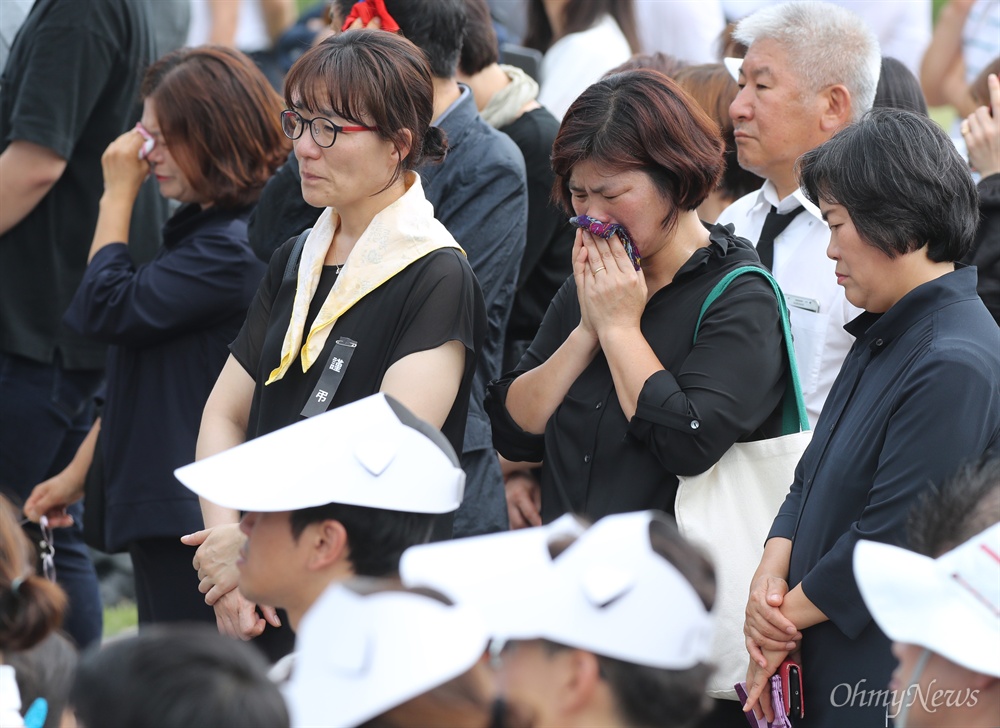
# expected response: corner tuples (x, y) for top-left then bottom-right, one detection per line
(781, 660), (804, 719)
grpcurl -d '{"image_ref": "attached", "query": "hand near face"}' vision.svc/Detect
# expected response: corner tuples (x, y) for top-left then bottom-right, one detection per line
(571, 230), (599, 342)
(578, 229), (647, 338)
(963, 73), (1000, 179)
(101, 129), (149, 201)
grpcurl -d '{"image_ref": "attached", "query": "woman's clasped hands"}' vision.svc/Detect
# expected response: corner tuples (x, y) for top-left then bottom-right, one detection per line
(573, 227), (646, 342)
(742, 574), (802, 722)
(181, 523), (281, 640)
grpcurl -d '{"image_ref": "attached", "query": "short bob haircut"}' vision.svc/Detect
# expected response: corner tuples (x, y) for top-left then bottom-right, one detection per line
(284, 30), (447, 191)
(141, 46), (288, 209)
(798, 107), (978, 263)
(550, 69), (724, 235)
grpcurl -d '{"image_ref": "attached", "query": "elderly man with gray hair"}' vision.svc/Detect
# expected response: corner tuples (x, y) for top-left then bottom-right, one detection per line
(717, 1), (880, 426)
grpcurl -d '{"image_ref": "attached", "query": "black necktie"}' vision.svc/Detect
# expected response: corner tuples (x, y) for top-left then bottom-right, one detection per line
(756, 205), (805, 270)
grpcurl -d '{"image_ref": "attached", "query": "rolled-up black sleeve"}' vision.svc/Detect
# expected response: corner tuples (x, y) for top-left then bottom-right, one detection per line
(627, 275), (786, 476)
(486, 275), (579, 461)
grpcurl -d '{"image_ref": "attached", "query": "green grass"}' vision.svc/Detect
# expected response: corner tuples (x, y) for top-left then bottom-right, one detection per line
(103, 601), (138, 639)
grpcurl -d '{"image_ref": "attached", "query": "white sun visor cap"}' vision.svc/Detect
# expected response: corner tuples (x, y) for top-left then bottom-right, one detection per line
(174, 393), (464, 514)
(284, 583), (489, 728)
(854, 522), (1000, 678)
(400, 513), (587, 622)
(497, 511), (713, 670)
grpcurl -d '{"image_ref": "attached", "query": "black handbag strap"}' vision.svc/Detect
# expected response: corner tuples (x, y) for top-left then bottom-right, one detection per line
(282, 227), (312, 285)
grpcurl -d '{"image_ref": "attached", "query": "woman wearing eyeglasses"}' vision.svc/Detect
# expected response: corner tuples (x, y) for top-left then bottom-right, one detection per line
(186, 30), (486, 652)
(23, 46), (287, 627)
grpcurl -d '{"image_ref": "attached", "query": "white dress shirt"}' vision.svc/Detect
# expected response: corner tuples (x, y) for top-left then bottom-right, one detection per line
(537, 14), (632, 120)
(718, 181), (860, 426)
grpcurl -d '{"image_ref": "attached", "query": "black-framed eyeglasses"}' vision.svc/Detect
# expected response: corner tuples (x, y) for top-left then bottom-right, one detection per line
(280, 109), (377, 148)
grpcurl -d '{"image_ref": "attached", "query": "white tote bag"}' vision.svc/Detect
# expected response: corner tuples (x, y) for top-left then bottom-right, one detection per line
(674, 266), (812, 700)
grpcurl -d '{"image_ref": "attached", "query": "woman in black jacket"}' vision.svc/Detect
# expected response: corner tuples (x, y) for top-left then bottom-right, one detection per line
(23, 46), (287, 626)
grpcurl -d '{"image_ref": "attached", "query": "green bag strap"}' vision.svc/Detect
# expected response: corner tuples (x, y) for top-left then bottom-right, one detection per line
(693, 265), (810, 435)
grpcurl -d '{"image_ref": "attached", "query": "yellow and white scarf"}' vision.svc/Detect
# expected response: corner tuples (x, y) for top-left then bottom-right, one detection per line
(266, 172), (464, 384)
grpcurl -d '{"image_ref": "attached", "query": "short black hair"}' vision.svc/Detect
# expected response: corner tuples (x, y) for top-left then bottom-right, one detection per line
(290, 503), (437, 576)
(70, 624), (289, 728)
(798, 107), (979, 263)
(908, 452), (1000, 558)
(384, 0), (467, 79)
(598, 655), (713, 728)
(873, 57), (929, 117)
(459, 0), (499, 76)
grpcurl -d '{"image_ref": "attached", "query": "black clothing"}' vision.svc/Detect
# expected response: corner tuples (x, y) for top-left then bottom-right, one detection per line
(420, 88), (528, 536)
(230, 238), (485, 459)
(0, 0), (154, 649)
(500, 107), (575, 371)
(248, 153), (322, 264)
(964, 173), (1000, 325)
(128, 537), (217, 625)
(487, 225), (788, 522)
(0, 0), (154, 369)
(244, 87), (524, 536)
(769, 266), (1000, 728)
(64, 204), (266, 553)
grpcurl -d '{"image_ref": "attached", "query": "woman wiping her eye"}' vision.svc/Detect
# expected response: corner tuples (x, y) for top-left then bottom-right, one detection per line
(23, 46), (288, 627)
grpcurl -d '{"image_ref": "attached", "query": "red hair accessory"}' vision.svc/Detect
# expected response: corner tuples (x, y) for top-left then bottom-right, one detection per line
(341, 0), (400, 33)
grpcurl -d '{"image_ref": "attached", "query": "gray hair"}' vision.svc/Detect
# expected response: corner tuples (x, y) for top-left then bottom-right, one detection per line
(734, 1), (881, 121)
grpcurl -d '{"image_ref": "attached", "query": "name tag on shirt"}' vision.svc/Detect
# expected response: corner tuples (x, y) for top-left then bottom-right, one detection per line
(786, 295), (820, 313)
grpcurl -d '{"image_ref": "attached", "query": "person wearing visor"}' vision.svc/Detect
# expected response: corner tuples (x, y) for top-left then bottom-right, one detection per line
(854, 522), (1000, 728)
(283, 580), (520, 728)
(402, 510), (718, 728)
(174, 393), (465, 675)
